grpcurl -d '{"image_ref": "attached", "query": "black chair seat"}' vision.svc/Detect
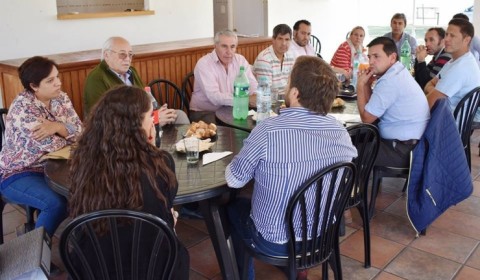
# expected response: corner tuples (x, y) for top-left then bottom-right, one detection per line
(240, 162), (356, 280)
(60, 209), (179, 280)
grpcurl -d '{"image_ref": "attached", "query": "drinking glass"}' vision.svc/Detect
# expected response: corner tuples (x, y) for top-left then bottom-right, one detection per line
(184, 137), (200, 164)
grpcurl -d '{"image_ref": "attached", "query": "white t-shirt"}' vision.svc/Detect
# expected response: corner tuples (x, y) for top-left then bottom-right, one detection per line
(436, 51), (480, 111)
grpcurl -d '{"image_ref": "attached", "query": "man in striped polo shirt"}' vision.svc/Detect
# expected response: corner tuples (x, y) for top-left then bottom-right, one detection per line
(226, 56), (357, 279)
(253, 24), (295, 97)
(414, 27), (451, 90)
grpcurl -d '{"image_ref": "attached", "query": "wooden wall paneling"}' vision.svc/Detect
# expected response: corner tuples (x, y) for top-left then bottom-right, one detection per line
(60, 71), (72, 99)
(70, 71), (82, 115)
(158, 58), (166, 81)
(2, 73), (23, 107)
(175, 56), (182, 87)
(0, 37), (271, 117)
(145, 60), (154, 85)
(151, 59), (159, 83)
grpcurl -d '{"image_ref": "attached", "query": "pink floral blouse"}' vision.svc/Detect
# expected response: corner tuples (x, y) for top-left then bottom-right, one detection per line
(0, 90), (82, 179)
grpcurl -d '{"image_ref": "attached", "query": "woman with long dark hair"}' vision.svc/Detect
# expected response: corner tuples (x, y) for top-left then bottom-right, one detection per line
(69, 85), (189, 279)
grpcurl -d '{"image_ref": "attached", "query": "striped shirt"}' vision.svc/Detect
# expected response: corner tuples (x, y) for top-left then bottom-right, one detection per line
(330, 40), (362, 75)
(253, 46), (294, 96)
(414, 48), (451, 90)
(225, 107), (357, 243)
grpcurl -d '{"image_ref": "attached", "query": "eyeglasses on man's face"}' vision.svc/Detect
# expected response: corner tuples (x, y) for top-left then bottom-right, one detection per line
(108, 49), (134, 59)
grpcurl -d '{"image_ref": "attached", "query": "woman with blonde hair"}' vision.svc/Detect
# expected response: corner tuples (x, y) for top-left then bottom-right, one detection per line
(330, 26), (366, 79)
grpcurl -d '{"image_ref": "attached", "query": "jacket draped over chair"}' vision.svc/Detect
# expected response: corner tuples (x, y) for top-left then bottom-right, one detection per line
(407, 98), (473, 233)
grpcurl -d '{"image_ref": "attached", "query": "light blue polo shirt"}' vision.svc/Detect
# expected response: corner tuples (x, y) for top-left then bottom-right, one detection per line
(436, 51), (480, 112)
(365, 61), (430, 140)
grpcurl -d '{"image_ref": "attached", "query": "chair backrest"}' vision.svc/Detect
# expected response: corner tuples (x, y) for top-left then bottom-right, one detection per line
(148, 79), (187, 111)
(453, 86), (480, 150)
(309, 35), (322, 58)
(346, 124), (380, 208)
(285, 162), (355, 274)
(0, 108), (7, 149)
(180, 71), (194, 111)
(60, 209), (178, 280)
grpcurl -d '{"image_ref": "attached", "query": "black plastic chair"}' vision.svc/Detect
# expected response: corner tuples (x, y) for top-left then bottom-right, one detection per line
(60, 209), (178, 280)
(0, 108), (37, 244)
(180, 71), (194, 111)
(148, 78), (188, 111)
(240, 162), (356, 280)
(310, 35), (322, 58)
(342, 124), (380, 268)
(453, 86), (480, 170)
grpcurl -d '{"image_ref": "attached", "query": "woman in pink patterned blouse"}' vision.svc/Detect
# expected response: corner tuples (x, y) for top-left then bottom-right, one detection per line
(0, 56), (82, 237)
(330, 26), (366, 79)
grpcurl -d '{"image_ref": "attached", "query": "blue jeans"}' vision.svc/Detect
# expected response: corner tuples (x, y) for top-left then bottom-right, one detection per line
(228, 198), (290, 280)
(1, 172), (67, 237)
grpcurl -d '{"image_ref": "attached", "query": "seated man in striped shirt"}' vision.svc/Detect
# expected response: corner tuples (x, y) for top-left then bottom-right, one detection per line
(414, 27), (451, 90)
(226, 56), (357, 279)
(253, 24), (295, 97)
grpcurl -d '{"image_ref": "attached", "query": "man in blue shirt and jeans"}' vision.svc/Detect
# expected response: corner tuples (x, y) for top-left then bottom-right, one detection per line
(225, 56), (357, 279)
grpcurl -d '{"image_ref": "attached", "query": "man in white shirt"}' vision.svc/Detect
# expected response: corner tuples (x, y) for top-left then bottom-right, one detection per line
(289, 20), (316, 60)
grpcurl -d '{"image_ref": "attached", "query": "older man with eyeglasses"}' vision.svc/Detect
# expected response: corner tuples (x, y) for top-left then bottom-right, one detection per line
(83, 37), (144, 117)
(83, 37), (182, 127)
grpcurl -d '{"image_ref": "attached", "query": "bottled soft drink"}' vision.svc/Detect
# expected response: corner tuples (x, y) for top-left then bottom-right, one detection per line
(400, 40), (411, 70)
(145, 86), (162, 147)
(233, 66), (249, 120)
(256, 77), (271, 123)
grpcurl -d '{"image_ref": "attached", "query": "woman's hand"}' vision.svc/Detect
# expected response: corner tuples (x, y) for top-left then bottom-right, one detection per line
(32, 118), (64, 141)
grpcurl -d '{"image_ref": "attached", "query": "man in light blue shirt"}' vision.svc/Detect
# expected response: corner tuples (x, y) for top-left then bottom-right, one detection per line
(425, 18), (480, 111)
(357, 36), (429, 168)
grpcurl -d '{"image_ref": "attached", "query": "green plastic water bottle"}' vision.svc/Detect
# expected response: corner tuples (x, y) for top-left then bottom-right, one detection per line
(233, 66), (249, 120)
(400, 40), (411, 70)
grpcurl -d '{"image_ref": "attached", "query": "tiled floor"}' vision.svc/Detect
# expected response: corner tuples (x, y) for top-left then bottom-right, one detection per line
(4, 130), (480, 279)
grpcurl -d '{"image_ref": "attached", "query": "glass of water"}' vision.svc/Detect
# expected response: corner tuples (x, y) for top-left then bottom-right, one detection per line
(184, 137), (200, 164)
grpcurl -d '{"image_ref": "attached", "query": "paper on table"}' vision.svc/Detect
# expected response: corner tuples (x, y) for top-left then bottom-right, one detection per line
(40, 145), (72, 160)
(329, 113), (361, 124)
(175, 138), (214, 153)
(249, 110), (278, 121)
(203, 151), (233, 166)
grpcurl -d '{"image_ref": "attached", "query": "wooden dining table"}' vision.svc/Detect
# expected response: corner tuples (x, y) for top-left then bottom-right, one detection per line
(216, 98), (360, 132)
(44, 124), (249, 280)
